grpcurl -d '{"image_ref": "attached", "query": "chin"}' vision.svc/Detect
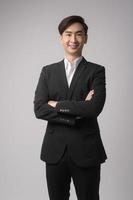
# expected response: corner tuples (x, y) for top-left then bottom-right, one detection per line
(68, 48), (80, 53)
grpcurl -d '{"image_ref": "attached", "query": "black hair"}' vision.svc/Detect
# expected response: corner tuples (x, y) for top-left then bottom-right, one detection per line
(58, 15), (88, 35)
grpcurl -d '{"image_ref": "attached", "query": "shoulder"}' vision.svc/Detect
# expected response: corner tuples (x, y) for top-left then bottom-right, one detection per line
(84, 59), (105, 71)
(41, 60), (63, 73)
(82, 59), (105, 76)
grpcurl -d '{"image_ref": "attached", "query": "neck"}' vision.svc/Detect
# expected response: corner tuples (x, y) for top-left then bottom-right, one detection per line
(65, 54), (82, 64)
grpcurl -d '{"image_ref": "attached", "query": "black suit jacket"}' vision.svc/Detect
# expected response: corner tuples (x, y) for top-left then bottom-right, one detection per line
(34, 57), (107, 166)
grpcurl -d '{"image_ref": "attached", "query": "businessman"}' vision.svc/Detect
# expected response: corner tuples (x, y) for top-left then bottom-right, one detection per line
(34, 15), (107, 200)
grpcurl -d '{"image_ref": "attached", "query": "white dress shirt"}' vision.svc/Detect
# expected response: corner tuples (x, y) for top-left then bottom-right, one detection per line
(64, 56), (83, 87)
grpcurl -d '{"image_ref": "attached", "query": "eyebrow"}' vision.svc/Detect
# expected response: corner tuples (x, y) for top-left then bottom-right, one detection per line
(64, 30), (84, 34)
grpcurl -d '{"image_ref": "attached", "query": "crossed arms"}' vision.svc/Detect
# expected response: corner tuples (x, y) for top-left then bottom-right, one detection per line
(48, 89), (94, 107)
(34, 66), (106, 126)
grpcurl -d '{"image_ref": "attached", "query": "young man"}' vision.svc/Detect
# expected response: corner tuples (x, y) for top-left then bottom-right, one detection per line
(34, 15), (107, 200)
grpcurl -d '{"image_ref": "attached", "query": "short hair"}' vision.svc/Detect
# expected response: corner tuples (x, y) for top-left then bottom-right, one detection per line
(58, 15), (88, 35)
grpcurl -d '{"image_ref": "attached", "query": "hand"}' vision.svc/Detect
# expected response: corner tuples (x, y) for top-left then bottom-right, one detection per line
(85, 90), (94, 101)
(48, 100), (58, 107)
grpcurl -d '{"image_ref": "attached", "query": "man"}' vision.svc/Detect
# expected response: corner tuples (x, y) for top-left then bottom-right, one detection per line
(34, 15), (107, 200)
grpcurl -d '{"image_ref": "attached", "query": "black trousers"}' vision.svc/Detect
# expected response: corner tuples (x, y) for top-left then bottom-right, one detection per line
(46, 148), (101, 200)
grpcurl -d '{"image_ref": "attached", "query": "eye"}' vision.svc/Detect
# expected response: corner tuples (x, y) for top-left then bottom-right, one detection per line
(66, 33), (71, 37)
(77, 33), (83, 36)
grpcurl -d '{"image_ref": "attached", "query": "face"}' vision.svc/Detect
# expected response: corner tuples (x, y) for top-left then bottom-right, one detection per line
(60, 22), (88, 58)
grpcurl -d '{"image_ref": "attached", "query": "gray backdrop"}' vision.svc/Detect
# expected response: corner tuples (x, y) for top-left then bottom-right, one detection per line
(1, 0), (133, 199)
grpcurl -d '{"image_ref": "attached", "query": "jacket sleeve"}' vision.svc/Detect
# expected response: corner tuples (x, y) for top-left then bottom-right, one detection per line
(56, 67), (106, 118)
(34, 67), (75, 126)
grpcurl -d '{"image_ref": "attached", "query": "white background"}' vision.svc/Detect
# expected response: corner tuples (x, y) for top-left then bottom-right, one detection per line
(0, 0), (133, 199)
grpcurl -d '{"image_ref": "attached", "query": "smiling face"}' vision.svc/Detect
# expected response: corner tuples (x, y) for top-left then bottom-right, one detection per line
(60, 22), (88, 59)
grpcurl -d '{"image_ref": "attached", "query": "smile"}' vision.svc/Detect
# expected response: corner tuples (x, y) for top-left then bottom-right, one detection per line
(68, 45), (79, 49)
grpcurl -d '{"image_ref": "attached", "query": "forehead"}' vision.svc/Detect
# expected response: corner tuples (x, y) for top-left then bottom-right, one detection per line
(64, 22), (84, 33)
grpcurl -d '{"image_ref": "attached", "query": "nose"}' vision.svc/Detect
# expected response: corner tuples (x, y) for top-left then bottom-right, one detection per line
(71, 34), (77, 42)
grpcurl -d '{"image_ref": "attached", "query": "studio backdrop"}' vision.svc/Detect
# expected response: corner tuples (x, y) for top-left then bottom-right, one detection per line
(0, 0), (133, 200)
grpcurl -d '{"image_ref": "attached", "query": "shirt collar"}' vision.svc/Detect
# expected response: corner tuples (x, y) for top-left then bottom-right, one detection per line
(64, 56), (83, 69)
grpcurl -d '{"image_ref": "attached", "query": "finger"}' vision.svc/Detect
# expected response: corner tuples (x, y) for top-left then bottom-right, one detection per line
(90, 89), (94, 94)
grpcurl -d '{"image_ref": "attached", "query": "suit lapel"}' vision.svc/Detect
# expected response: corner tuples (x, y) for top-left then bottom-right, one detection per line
(57, 58), (87, 100)
(68, 57), (87, 99)
(58, 60), (69, 99)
